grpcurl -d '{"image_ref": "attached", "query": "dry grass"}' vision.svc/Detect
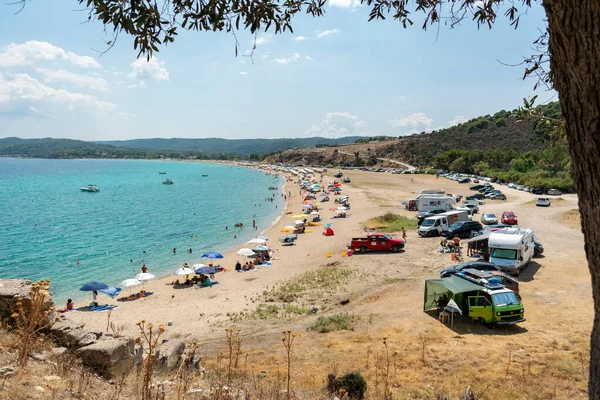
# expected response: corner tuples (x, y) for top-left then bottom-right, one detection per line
(564, 209), (582, 229)
(363, 213), (418, 233)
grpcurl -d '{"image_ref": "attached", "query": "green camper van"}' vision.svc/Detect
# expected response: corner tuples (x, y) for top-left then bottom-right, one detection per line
(424, 273), (525, 326)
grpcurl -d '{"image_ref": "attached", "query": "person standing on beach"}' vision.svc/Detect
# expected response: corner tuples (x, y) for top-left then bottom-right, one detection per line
(401, 227), (407, 242)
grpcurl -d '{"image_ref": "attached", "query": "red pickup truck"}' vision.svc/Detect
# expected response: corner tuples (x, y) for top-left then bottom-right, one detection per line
(348, 232), (405, 253)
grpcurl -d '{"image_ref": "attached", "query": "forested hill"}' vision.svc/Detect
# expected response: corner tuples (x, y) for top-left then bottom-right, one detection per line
(266, 103), (561, 167)
(98, 137), (362, 156)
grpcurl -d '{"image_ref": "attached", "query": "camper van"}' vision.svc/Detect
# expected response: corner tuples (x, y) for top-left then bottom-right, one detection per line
(417, 195), (456, 213)
(424, 272), (525, 326)
(418, 210), (470, 237)
(488, 228), (535, 275)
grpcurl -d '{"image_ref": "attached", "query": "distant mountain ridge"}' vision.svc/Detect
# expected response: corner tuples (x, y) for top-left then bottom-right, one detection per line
(97, 137), (363, 156)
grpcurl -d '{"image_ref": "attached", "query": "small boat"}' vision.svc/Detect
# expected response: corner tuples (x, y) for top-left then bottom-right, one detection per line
(80, 184), (100, 192)
(163, 179), (174, 185)
(159, 172), (166, 174)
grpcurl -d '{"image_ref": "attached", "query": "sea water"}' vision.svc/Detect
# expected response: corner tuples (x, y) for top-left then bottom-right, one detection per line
(0, 158), (285, 302)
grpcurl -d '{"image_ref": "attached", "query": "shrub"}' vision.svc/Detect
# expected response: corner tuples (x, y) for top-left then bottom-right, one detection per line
(311, 313), (354, 333)
(327, 372), (367, 399)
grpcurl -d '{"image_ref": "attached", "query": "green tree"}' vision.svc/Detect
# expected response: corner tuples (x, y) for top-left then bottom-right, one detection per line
(472, 161), (490, 174)
(16, 0), (600, 396)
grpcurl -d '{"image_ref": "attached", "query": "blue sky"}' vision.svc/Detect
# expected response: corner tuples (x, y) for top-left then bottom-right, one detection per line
(0, 1), (550, 140)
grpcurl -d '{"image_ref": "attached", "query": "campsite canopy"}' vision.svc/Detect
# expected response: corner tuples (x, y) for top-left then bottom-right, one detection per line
(423, 275), (482, 312)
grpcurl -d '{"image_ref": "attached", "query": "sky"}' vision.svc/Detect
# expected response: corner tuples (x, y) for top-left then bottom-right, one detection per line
(0, 1), (551, 141)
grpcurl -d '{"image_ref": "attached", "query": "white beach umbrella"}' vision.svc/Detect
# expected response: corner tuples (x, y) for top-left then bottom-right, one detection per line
(134, 272), (155, 292)
(192, 263), (208, 271)
(310, 211), (320, 215)
(175, 267), (194, 276)
(336, 206), (348, 211)
(247, 238), (267, 245)
(237, 248), (255, 257)
(120, 278), (142, 296)
(293, 219), (305, 225)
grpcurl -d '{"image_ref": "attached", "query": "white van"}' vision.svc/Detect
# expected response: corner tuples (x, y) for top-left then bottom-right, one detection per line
(417, 195), (455, 213)
(418, 210), (470, 237)
(488, 228), (535, 275)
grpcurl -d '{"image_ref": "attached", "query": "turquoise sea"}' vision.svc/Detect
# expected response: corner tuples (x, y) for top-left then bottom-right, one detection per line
(0, 158), (285, 302)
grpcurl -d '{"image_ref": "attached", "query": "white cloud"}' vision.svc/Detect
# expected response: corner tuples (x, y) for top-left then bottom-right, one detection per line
(0, 41), (101, 68)
(317, 29), (340, 38)
(329, 0), (361, 9)
(118, 112), (136, 119)
(305, 56), (314, 61)
(239, 72), (248, 75)
(305, 111), (366, 139)
(36, 68), (109, 92)
(293, 36), (306, 41)
(387, 112), (433, 134)
(254, 35), (272, 45)
(129, 57), (169, 82)
(0, 72), (116, 116)
(448, 116), (468, 126)
(275, 53), (301, 64)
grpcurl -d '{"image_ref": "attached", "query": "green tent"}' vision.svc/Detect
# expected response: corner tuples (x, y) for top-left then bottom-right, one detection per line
(424, 275), (483, 311)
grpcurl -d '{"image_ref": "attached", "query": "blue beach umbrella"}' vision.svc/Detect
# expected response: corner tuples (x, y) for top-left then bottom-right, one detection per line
(80, 281), (110, 292)
(195, 266), (216, 275)
(201, 252), (224, 259)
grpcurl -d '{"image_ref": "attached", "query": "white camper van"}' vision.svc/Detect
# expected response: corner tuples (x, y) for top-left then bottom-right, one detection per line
(488, 228), (535, 275)
(417, 195), (456, 213)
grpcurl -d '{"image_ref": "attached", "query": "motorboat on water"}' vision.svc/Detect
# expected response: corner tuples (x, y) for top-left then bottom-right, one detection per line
(80, 184), (100, 192)
(163, 179), (174, 185)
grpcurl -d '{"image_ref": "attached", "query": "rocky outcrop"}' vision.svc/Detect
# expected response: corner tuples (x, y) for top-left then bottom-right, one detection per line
(155, 339), (185, 371)
(76, 337), (135, 379)
(49, 320), (99, 348)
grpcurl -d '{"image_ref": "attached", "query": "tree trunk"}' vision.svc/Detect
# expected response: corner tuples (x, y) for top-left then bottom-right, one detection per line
(543, 1), (600, 397)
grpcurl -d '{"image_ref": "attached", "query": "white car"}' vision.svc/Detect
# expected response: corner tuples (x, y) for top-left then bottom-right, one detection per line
(462, 203), (479, 214)
(481, 213), (498, 225)
(536, 197), (551, 207)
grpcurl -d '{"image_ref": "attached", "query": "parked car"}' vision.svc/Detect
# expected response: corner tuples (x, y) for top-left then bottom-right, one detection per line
(534, 238), (544, 257)
(458, 177), (471, 183)
(484, 190), (503, 198)
(440, 260), (500, 278)
(481, 213), (498, 225)
(466, 193), (486, 200)
(479, 224), (512, 234)
(532, 187), (544, 195)
(548, 188), (562, 196)
(462, 203), (479, 214)
(343, 177), (351, 183)
(417, 209), (447, 225)
(348, 232), (405, 253)
(488, 192), (507, 200)
(536, 197), (551, 207)
(442, 220), (483, 239)
(501, 211), (518, 225)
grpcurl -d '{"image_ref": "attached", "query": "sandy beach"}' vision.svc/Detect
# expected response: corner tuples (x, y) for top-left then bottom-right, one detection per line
(63, 168), (591, 397)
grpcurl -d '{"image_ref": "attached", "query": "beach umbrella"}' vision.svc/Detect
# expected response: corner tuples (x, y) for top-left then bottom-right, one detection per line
(135, 273), (155, 292)
(257, 235), (268, 241)
(175, 267), (194, 276)
(237, 248), (255, 257)
(293, 219), (305, 225)
(334, 183), (342, 187)
(80, 281), (110, 292)
(337, 206), (348, 211)
(201, 252), (224, 259)
(284, 234), (297, 241)
(120, 279), (141, 296)
(195, 266), (216, 275)
(310, 211), (320, 215)
(319, 193), (328, 197)
(252, 245), (269, 251)
(444, 299), (463, 329)
(247, 238), (267, 244)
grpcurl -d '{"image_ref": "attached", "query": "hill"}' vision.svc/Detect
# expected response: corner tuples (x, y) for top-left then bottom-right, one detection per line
(97, 137), (363, 156)
(265, 104), (562, 167)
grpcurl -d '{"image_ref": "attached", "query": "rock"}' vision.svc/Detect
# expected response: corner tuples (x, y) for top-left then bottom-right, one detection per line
(51, 347), (67, 356)
(30, 353), (46, 362)
(76, 337), (134, 379)
(191, 355), (202, 372)
(155, 339), (185, 371)
(0, 366), (18, 377)
(34, 386), (45, 392)
(258, 370), (267, 378)
(49, 320), (97, 349)
(0, 279), (54, 322)
(133, 344), (143, 366)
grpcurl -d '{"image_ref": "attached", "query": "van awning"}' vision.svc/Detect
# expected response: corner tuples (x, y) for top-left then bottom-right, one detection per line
(463, 231), (491, 243)
(424, 275), (483, 311)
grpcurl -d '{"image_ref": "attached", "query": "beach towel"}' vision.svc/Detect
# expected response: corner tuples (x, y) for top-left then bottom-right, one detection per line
(76, 304), (119, 312)
(256, 262), (272, 267)
(117, 292), (154, 301)
(194, 281), (220, 288)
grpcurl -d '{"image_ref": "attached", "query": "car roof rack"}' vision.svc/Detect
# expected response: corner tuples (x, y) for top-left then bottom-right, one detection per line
(457, 269), (507, 290)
